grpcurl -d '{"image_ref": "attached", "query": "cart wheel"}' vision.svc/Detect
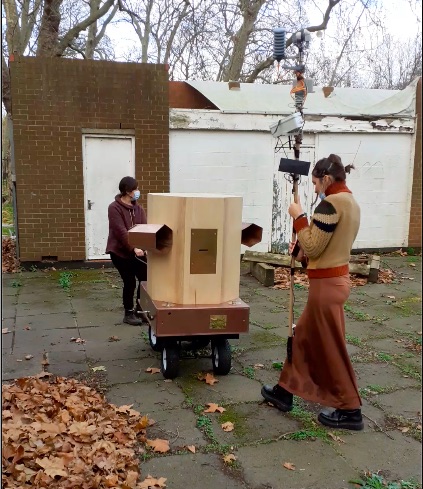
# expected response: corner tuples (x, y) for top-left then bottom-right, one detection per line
(148, 325), (161, 352)
(211, 339), (231, 375)
(161, 345), (179, 379)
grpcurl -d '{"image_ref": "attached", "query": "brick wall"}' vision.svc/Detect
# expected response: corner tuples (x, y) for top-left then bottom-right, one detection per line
(408, 77), (422, 249)
(10, 57), (169, 262)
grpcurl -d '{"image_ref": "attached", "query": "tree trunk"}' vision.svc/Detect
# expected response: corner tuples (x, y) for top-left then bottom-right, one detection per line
(223, 0), (265, 82)
(36, 0), (63, 56)
(85, 0), (101, 59)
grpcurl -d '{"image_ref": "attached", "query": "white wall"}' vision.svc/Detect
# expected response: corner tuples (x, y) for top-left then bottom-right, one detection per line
(169, 130), (274, 252)
(316, 133), (415, 249)
(170, 110), (416, 251)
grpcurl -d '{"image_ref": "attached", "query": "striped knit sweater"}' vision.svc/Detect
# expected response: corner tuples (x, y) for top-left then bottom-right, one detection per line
(294, 182), (360, 278)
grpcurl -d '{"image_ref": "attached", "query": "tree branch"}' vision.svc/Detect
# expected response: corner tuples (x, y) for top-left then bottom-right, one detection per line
(54, 0), (115, 56)
(245, 0), (341, 83)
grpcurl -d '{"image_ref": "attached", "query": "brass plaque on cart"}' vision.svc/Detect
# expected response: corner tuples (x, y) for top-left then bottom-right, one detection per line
(210, 315), (227, 330)
(190, 229), (218, 274)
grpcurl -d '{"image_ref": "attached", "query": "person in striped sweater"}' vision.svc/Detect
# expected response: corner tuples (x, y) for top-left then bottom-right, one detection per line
(261, 154), (364, 431)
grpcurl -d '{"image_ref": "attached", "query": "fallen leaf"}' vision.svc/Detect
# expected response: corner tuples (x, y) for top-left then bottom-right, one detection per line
(139, 475), (167, 488)
(253, 363), (265, 369)
(146, 439), (170, 453)
(25, 354), (33, 360)
(400, 427), (410, 433)
(109, 335), (120, 342)
(205, 373), (219, 385)
(145, 367), (161, 374)
(409, 263), (416, 267)
(223, 454), (237, 463)
(36, 456), (68, 478)
(328, 432), (345, 444)
(283, 462), (296, 470)
(70, 337), (85, 343)
(386, 295), (396, 300)
(2, 328), (10, 334)
(221, 422), (234, 432)
(186, 445), (196, 453)
(91, 366), (106, 372)
(204, 403), (226, 414)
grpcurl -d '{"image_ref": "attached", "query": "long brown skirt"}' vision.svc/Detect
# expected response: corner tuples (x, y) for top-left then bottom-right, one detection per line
(278, 274), (361, 409)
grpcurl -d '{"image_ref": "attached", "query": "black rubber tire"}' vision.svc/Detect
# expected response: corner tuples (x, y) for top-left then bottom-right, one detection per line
(161, 344), (179, 379)
(148, 325), (161, 352)
(211, 338), (231, 375)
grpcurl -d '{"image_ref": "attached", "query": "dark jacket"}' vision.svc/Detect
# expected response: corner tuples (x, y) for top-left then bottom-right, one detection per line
(106, 195), (147, 259)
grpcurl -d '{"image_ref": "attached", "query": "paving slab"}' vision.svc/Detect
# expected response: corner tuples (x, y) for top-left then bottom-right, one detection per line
(176, 372), (263, 405)
(207, 401), (301, 446)
(13, 326), (82, 352)
(106, 381), (186, 414)
(141, 453), (248, 489)
(15, 313), (76, 330)
(236, 439), (359, 489)
(354, 362), (419, 389)
(374, 388), (422, 419)
(146, 407), (208, 449)
(336, 430), (422, 483)
(1, 260), (422, 487)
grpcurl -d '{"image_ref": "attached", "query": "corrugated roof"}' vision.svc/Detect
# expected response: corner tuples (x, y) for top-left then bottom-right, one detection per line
(185, 79), (418, 118)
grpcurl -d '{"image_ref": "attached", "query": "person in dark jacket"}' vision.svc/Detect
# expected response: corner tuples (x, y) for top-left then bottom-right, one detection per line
(106, 176), (147, 326)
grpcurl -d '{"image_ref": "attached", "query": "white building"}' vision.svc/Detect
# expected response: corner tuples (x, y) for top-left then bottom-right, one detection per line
(169, 79), (419, 253)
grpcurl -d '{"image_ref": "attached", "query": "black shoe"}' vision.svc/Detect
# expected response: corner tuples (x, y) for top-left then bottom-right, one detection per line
(261, 384), (293, 412)
(318, 408), (364, 431)
(123, 310), (143, 326)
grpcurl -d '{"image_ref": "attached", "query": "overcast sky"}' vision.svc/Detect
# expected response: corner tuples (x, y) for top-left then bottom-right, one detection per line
(107, 0), (421, 61)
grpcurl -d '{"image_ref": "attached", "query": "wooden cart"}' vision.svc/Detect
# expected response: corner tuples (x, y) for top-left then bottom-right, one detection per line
(128, 193), (262, 379)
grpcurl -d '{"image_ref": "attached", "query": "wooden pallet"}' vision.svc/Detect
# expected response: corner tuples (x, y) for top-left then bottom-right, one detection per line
(243, 251), (380, 287)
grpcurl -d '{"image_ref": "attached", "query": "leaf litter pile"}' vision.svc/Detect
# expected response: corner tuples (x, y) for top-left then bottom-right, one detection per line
(2, 237), (20, 273)
(273, 267), (396, 290)
(2, 374), (166, 488)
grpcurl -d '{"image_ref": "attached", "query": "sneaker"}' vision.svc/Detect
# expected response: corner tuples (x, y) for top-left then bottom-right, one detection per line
(318, 408), (364, 431)
(123, 310), (143, 326)
(261, 384), (293, 412)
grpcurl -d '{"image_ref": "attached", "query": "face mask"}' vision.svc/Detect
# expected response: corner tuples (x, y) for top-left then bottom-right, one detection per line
(131, 190), (141, 201)
(319, 192), (325, 201)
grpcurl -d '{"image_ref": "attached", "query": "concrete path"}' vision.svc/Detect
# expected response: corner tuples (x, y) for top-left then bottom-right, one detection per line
(2, 256), (422, 488)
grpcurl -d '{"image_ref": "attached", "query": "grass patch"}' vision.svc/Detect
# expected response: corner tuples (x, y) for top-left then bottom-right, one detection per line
(346, 334), (363, 347)
(196, 415), (216, 443)
(243, 366), (255, 379)
(288, 402), (328, 441)
(392, 297), (422, 318)
(350, 472), (421, 488)
(377, 352), (393, 362)
(2, 202), (13, 224)
(58, 271), (73, 290)
(344, 304), (370, 322)
(218, 408), (248, 438)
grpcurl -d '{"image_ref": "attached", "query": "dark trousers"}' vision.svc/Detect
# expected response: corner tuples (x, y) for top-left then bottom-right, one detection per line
(110, 253), (147, 311)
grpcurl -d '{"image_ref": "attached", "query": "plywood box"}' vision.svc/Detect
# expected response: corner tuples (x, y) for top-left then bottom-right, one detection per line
(145, 193), (243, 305)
